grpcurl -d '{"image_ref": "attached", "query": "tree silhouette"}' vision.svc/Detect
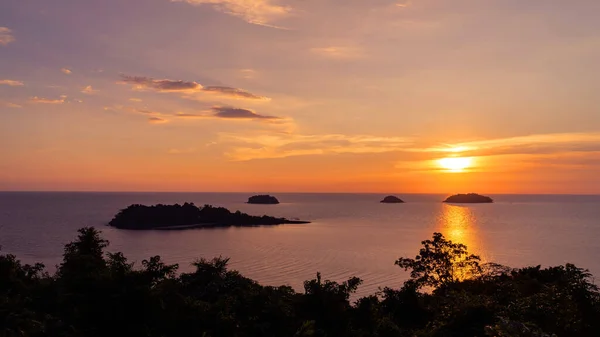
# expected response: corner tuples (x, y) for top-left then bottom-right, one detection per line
(395, 232), (482, 289)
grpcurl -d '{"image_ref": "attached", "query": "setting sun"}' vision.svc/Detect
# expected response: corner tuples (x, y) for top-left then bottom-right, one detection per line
(438, 157), (473, 172)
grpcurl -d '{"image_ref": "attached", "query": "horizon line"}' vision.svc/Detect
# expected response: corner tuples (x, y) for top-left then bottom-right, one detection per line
(1, 190), (599, 196)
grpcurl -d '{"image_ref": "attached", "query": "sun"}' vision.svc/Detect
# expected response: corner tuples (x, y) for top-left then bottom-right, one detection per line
(438, 157), (473, 172)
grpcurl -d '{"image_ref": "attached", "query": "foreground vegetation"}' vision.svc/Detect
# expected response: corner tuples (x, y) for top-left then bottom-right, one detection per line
(1, 229), (599, 337)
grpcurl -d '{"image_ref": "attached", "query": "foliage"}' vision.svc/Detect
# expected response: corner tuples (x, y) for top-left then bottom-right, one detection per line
(1, 229), (599, 337)
(395, 232), (482, 289)
(109, 203), (308, 229)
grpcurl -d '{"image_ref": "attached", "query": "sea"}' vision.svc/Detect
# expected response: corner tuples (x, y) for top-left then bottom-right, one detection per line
(1, 192), (599, 297)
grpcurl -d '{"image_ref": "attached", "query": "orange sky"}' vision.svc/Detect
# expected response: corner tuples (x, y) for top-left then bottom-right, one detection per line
(1, 0), (600, 193)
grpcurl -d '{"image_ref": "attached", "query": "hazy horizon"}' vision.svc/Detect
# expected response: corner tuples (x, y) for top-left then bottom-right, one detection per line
(2, 190), (600, 196)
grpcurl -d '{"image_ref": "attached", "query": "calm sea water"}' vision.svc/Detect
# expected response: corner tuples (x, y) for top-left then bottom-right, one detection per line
(1, 192), (599, 296)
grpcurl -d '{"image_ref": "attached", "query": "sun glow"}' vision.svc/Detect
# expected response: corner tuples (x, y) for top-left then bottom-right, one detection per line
(438, 157), (473, 172)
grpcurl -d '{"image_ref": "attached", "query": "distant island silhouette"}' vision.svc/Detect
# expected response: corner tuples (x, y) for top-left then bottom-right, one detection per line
(443, 193), (494, 203)
(108, 203), (308, 230)
(247, 195), (280, 204)
(380, 196), (405, 203)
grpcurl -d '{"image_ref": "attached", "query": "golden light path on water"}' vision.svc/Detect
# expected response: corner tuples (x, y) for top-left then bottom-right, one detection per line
(436, 204), (486, 262)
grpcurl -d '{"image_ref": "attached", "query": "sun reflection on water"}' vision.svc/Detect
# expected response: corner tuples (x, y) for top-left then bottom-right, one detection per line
(437, 204), (482, 259)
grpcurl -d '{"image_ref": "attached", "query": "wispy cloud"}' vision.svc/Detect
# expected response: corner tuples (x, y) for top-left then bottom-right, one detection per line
(0, 79), (24, 86)
(0, 27), (15, 46)
(176, 106), (281, 122)
(240, 68), (257, 79)
(30, 95), (67, 104)
(202, 86), (269, 101)
(81, 85), (98, 94)
(423, 132), (600, 157)
(119, 75), (270, 101)
(2, 101), (22, 108)
(310, 46), (365, 59)
(61, 68), (72, 75)
(212, 106), (279, 119)
(105, 103), (284, 126)
(221, 133), (414, 161)
(129, 98), (142, 102)
(174, 0), (291, 27)
(148, 116), (168, 124)
(120, 75), (202, 92)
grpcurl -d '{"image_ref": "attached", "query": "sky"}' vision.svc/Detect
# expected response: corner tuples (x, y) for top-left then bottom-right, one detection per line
(1, 0), (600, 193)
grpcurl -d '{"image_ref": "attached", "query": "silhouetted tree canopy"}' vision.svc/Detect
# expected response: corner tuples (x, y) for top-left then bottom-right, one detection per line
(380, 196), (405, 203)
(444, 193), (494, 203)
(247, 195), (280, 204)
(1, 229), (598, 337)
(109, 203), (308, 229)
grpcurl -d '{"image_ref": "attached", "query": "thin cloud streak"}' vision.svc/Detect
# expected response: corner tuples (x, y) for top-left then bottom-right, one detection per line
(310, 46), (365, 59)
(119, 75), (270, 101)
(2, 102), (23, 108)
(61, 68), (72, 75)
(423, 132), (600, 157)
(0, 80), (24, 86)
(0, 27), (15, 46)
(30, 95), (67, 104)
(220, 133), (414, 161)
(148, 116), (168, 124)
(174, 0), (291, 27)
(175, 106), (283, 122)
(106, 104), (281, 125)
(81, 85), (98, 94)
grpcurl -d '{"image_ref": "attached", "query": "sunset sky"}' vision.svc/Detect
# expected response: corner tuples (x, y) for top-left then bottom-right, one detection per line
(2, 0), (600, 193)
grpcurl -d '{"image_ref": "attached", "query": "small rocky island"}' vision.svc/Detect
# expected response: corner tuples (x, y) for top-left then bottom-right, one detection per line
(380, 196), (405, 203)
(108, 203), (308, 230)
(443, 193), (493, 204)
(247, 195), (280, 204)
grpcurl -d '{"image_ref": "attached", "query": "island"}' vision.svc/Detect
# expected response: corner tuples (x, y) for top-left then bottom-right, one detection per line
(380, 196), (405, 203)
(108, 203), (309, 230)
(443, 193), (493, 203)
(247, 195), (280, 204)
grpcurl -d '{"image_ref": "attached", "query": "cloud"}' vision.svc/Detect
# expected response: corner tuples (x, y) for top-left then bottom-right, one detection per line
(422, 132), (600, 157)
(2, 102), (22, 108)
(174, 0), (291, 27)
(201, 86), (269, 101)
(135, 108), (163, 116)
(119, 75), (269, 101)
(310, 46), (365, 59)
(81, 85), (98, 94)
(120, 75), (202, 92)
(0, 80), (24, 86)
(105, 102), (283, 126)
(129, 98), (142, 102)
(148, 117), (168, 124)
(240, 68), (257, 79)
(61, 68), (72, 75)
(212, 106), (279, 119)
(220, 133), (414, 161)
(30, 95), (67, 104)
(0, 27), (15, 46)
(175, 106), (281, 122)
(105, 104), (164, 116)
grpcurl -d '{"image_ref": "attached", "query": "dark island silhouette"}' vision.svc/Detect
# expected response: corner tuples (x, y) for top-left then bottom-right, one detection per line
(108, 203), (308, 230)
(443, 193), (493, 203)
(380, 196), (405, 203)
(247, 195), (280, 204)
